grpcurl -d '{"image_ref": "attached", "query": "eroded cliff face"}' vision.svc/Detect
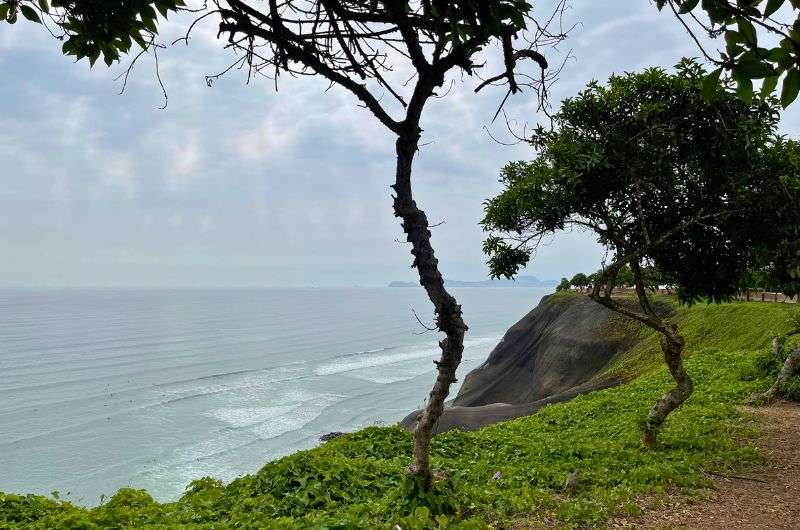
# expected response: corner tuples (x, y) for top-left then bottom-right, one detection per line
(401, 293), (668, 434)
(452, 294), (642, 407)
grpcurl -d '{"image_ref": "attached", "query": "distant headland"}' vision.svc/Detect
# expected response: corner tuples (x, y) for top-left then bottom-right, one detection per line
(388, 276), (556, 288)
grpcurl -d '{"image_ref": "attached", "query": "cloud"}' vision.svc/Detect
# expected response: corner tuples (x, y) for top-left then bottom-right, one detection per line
(235, 116), (298, 162)
(1, 1), (798, 287)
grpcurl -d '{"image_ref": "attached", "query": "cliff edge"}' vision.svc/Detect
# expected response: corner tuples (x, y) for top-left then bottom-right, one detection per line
(401, 293), (670, 434)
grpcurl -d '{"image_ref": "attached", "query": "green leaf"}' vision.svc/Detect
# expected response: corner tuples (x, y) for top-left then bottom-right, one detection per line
(736, 76), (754, 104)
(735, 58), (776, 79)
(141, 16), (158, 34)
(131, 30), (148, 50)
(89, 48), (100, 67)
(738, 17), (757, 46)
(141, 4), (157, 22)
(679, 0), (700, 14)
(19, 4), (40, 23)
(702, 67), (723, 100)
(766, 46), (790, 63)
(0, 4), (9, 21)
(761, 75), (779, 98)
(725, 30), (743, 47)
(781, 68), (800, 107)
(764, 0), (785, 18)
(38, 0), (49, 12)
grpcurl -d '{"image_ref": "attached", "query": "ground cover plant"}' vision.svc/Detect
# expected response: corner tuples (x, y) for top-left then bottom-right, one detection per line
(1, 296), (795, 530)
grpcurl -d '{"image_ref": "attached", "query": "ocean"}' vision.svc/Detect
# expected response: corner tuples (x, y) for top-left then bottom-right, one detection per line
(0, 287), (549, 505)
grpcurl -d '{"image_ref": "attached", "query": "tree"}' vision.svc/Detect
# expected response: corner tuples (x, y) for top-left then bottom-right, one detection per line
(569, 272), (588, 292)
(1, 0), (572, 489)
(587, 264), (664, 292)
(751, 314), (800, 403)
(657, 0), (800, 107)
(482, 61), (798, 447)
(556, 277), (571, 292)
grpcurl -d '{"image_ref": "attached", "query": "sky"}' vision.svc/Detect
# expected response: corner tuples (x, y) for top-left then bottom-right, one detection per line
(1, 1), (799, 288)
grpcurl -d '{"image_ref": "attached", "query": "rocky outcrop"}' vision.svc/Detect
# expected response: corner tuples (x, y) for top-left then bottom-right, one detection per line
(400, 293), (669, 434)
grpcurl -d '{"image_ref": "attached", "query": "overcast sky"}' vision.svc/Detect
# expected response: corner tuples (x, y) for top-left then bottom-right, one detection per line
(1, 1), (798, 288)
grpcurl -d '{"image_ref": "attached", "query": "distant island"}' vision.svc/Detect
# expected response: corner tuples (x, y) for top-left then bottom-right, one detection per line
(388, 275), (557, 288)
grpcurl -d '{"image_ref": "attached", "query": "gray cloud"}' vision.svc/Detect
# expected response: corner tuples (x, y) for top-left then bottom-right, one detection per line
(1, 1), (797, 287)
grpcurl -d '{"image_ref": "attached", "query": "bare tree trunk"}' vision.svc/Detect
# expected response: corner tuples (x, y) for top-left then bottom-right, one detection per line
(753, 338), (800, 404)
(393, 128), (467, 489)
(643, 325), (692, 448)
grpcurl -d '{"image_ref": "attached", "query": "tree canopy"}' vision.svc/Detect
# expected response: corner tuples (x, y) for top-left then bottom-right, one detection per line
(482, 60), (800, 444)
(482, 60), (798, 305)
(0, 1), (186, 66)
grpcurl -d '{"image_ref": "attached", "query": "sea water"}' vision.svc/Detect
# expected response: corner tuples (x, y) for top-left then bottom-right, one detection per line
(0, 287), (548, 504)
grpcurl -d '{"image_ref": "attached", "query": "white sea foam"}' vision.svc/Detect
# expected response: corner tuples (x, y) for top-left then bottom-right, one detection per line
(208, 406), (299, 428)
(207, 389), (343, 441)
(250, 394), (342, 440)
(313, 336), (499, 377)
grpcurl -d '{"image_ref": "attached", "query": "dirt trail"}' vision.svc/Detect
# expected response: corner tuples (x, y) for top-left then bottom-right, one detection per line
(620, 401), (800, 529)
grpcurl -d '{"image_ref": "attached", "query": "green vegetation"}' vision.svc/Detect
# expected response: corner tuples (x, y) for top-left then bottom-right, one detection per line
(1, 296), (795, 529)
(481, 60), (800, 447)
(658, 0), (800, 108)
(598, 296), (797, 381)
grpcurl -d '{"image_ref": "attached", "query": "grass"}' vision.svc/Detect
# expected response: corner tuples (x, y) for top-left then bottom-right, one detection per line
(598, 297), (796, 381)
(1, 296), (797, 530)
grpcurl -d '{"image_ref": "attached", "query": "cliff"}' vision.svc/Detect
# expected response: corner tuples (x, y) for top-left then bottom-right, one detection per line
(400, 293), (671, 434)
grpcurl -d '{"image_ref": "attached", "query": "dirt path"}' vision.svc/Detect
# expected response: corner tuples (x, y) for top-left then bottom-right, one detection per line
(618, 401), (800, 529)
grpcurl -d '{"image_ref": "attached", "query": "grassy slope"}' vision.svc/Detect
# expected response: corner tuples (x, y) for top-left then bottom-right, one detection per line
(1, 296), (797, 530)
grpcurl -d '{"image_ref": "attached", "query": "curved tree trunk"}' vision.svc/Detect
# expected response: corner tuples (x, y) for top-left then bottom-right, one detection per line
(643, 325), (693, 448)
(393, 129), (467, 489)
(592, 260), (694, 448)
(753, 338), (800, 404)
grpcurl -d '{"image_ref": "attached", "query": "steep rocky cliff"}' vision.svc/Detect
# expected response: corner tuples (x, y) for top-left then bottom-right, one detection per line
(401, 293), (670, 434)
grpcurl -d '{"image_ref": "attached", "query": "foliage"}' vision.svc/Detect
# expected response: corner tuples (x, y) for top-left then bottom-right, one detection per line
(656, 0), (800, 107)
(599, 295), (797, 381)
(0, 0), (185, 66)
(482, 60), (798, 305)
(741, 139), (800, 297)
(0, 297), (791, 529)
(556, 277), (571, 292)
(569, 273), (588, 290)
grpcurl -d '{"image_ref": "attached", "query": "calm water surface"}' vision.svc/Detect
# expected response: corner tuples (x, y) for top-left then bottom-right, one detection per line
(0, 287), (548, 504)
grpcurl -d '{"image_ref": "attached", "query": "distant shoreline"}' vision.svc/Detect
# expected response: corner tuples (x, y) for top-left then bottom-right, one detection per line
(389, 276), (557, 288)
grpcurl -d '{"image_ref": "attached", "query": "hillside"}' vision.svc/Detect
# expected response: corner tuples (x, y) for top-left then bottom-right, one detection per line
(1, 294), (797, 529)
(400, 294), (670, 434)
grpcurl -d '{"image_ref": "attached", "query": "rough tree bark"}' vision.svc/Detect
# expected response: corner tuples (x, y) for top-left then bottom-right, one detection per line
(643, 324), (692, 447)
(630, 261), (694, 448)
(392, 78), (468, 489)
(753, 335), (800, 404)
(591, 259), (694, 448)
